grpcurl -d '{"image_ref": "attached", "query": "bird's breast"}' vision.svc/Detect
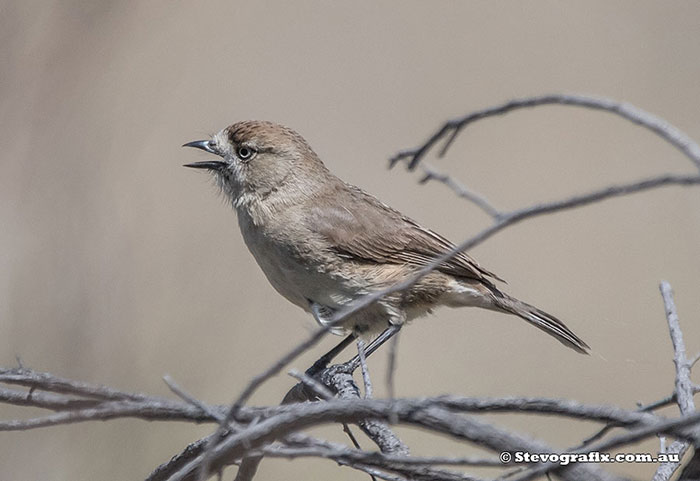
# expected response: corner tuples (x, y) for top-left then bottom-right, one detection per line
(236, 211), (361, 312)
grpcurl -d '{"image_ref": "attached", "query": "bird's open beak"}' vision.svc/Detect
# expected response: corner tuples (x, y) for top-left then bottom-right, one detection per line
(182, 140), (227, 170)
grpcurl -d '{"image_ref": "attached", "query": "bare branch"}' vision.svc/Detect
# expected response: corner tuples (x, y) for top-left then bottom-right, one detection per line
(163, 375), (227, 424)
(164, 393), (699, 481)
(0, 385), (102, 410)
(390, 94), (700, 171)
(341, 423), (364, 450)
(357, 339), (373, 399)
(167, 400), (639, 481)
(410, 407), (623, 481)
(0, 399), (213, 431)
(264, 446), (503, 468)
(0, 364), (680, 429)
(320, 365), (409, 456)
(386, 331), (400, 402)
(232, 456), (261, 481)
(419, 163), (502, 218)
(272, 435), (486, 481)
(0, 367), (152, 402)
(653, 282), (697, 481)
(226, 326), (330, 417)
(570, 389), (700, 451)
(122, 387), (700, 481)
(660, 282), (697, 416)
(286, 369), (334, 401)
(689, 352), (700, 370)
(147, 435), (213, 481)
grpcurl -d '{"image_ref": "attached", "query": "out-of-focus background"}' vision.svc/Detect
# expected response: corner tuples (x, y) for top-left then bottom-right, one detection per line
(2, 2), (699, 480)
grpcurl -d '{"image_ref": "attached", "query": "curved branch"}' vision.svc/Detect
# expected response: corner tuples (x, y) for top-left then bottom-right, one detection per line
(390, 94), (700, 171)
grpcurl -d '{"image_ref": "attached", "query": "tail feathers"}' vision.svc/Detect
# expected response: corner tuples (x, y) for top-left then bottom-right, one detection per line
(495, 294), (590, 354)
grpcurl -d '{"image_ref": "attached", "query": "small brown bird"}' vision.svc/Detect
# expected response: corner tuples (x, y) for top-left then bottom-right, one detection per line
(184, 121), (589, 354)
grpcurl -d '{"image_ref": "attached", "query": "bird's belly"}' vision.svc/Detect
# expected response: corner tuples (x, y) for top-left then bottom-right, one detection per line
(240, 227), (357, 312)
(262, 249), (355, 309)
(238, 216), (411, 336)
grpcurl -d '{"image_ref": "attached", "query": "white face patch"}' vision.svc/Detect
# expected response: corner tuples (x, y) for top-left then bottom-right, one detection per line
(208, 130), (249, 207)
(211, 130), (231, 155)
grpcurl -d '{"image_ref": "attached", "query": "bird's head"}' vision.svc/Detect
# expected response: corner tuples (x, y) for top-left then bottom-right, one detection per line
(184, 121), (327, 207)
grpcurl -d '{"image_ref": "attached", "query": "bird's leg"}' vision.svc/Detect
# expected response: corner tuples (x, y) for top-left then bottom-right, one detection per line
(305, 301), (355, 376)
(305, 334), (355, 377)
(346, 324), (402, 371)
(305, 301), (401, 378)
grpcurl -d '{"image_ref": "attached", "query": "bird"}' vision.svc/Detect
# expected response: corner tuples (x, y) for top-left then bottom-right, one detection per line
(183, 121), (589, 355)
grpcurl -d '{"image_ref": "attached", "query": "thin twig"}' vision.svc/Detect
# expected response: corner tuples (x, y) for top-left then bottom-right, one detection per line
(146, 435), (214, 481)
(279, 433), (502, 469)
(419, 163), (503, 218)
(688, 352), (700, 370)
(232, 456), (262, 481)
(341, 424), (377, 481)
(638, 393), (680, 412)
(234, 366), (338, 481)
(226, 326), (329, 416)
(390, 94), (700, 171)
(347, 466), (406, 481)
(262, 438), (488, 481)
(386, 331), (400, 401)
(0, 385), (103, 410)
(0, 399), (214, 431)
(357, 339), (373, 399)
(0, 367), (152, 401)
(237, 395), (664, 433)
(164, 375), (227, 424)
(287, 369), (334, 401)
(342, 423), (364, 450)
(571, 389), (695, 450)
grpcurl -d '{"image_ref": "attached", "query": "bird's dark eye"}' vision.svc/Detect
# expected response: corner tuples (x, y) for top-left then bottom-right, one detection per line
(237, 146), (255, 160)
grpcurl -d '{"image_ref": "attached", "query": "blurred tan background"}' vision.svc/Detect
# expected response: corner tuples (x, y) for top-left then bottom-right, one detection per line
(2, 1), (700, 480)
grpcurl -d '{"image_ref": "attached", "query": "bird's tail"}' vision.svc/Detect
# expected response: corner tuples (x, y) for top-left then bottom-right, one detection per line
(492, 292), (590, 354)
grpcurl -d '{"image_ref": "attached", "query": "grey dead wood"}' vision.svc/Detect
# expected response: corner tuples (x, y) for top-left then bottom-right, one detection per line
(652, 282), (698, 481)
(2, 94), (700, 481)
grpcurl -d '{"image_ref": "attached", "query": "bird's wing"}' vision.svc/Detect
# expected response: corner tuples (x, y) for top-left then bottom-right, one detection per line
(305, 184), (504, 283)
